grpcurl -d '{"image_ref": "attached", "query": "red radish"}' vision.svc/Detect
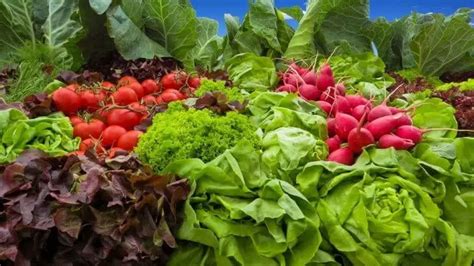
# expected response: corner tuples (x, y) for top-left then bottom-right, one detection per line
(299, 84), (321, 100)
(302, 72), (318, 86)
(319, 63), (333, 77)
(367, 104), (392, 122)
(333, 96), (351, 114)
(335, 83), (346, 96)
(316, 101), (332, 115)
(389, 107), (402, 114)
(396, 113), (412, 126)
(283, 74), (300, 88)
(352, 105), (371, 121)
(289, 63), (308, 76)
(394, 126), (423, 144)
(326, 136), (341, 153)
(320, 87), (338, 104)
(328, 147), (354, 165)
(327, 118), (336, 137)
(365, 114), (403, 140)
(348, 128), (375, 154)
(277, 84), (298, 93)
(335, 113), (358, 141)
(378, 134), (415, 150)
(316, 74), (335, 91)
(346, 95), (371, 108)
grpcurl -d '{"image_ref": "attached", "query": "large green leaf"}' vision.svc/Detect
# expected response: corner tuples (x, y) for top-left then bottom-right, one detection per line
(225, 53), (278, 92)
(42, 0), (83, 48)
(192, 18), (223, 70)
(88, 0), (111, 15)
(106, 5), (170, 60)
(144, 0), (198, 63)
(248, 0), (281, 53)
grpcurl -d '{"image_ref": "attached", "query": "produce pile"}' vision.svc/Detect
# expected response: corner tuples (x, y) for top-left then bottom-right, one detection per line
(1, 0), (474, 265)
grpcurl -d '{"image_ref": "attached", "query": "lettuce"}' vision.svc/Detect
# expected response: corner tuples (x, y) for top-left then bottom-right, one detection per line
(225, 53), (278, 92)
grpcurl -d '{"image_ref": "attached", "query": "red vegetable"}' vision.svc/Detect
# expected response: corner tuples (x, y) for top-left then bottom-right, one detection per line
(79, 90), (105, 112)
(69, 116), (84, 126)
(117, 130), (143, 151)
(333, 96), (351, 114)
(52, 88), (82, 115)
(188, 76), (201, 88)
(111, 86), (138, 105)
(107, 109), (142, 130)
(348, 128), (375, 154)
(368, 104), (392, 122)
(283, 73), (301, 88)
(365, 114), (402, 140)
(346, 95), (371, 108)
(396, 113), (413, 126)
(74, 119), (106, 140)
(299, 84), (320, 100)
(316, 101), (332, 115)
(378, 134), (415, 150)
(143, 95), (157, 105)
(102, 126), (127, 147)
(394, 125), (423, 144)
(327, 118), (336, 137)
(302, 72), (318, 86)
(335, 83), (346, 96)
(128, 82), (145, 99)
(335, 113), (358, 141)
(141, 79), (159, 94)
(319, 63), (333, 77)
(328, 147), (354, 165)
(118, 76), (139, 87)
(352, 105), (371, 121)
(326, 136), (341, 153)
(316, 74), (335, 91)
(79, 138), (105, 155)
(276, 84), (298, 93)
(161, 72), (186, 90)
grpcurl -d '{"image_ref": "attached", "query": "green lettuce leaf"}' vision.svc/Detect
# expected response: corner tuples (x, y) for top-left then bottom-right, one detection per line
(225, 53), (278, 92)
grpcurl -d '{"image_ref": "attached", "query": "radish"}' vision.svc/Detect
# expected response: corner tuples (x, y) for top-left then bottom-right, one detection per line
(320, 87), (338, 104)
(328, 147), (354, 165)
(335, 83), (346, 96)
(316, 101), (332, 115)
(335, 113), (358, 141)
(319, 63), (333, 77)
(396, 113), (413, 126)
(378, 134), (415, 150)
(326, 136), (341, 153)
(346, 95), (371, 108)
(327, 118), (336, 136)
(283, 74), (300, 88)
(367, 104), (392, 122)
(289, 63), (308, 76)
(333, 95), (351, 114)
(394, 126), (423, 144)
(316, 74), (335, 91)
(348, 128), (375, 154)
(299, 84), (321, 100)
(277, 84), (298, 93)
(365, 114), (403, 140)
(389, 107), (402, 114)
(303, 72), (318, 86)
(352, 105), (371, 121)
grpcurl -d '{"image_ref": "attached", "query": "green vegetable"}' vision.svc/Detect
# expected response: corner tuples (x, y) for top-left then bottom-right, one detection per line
(136, 105), (260, 173)
(226, 53), (278, 92)
(165, 142), (322, 266)
(436, 78), (474, 92)
(195, 79), (245, 102)
(0, 108), (80, 163)
(411, 98), (458, 139)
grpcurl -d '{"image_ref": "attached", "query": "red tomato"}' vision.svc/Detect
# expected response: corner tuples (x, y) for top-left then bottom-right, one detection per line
(118, 76), (139, 87)
(69, 116), (84, 126)
(102, 126), (127, 147)
(80, 138), (105, 155)
(65, 84), (79, 91)
(52, 88), (82, 114)
(141, 79), (159, 95)
(143, 95), (157, 105)
(129, 82), (145, 99)
(101, 81), (115, 88)
(188, 76), (201, 88)
(117, 130), (143, 151)
(161, 72), (186, 90)
(74, 119), (106, 139)
(79, 91), (104, 111)
(162, 89), (185, 99)
(107, 109), (141, 130)
(111, 86), (138, 105)
(156, 96), (164, 104)
(129, 102), (147, 113)
(161, 92), (181, 103)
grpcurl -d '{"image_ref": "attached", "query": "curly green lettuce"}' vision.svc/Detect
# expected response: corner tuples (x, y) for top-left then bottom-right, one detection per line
(194, 79), (246, 102)
(136, 106), (260, 173)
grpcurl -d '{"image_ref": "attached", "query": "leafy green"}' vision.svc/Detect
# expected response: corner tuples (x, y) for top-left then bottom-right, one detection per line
(136, 105), (260, 173)
(411, 98), (458, 139)
(192, 18), (224, 70)
(436, 78), (474, 92)
(194, 79), (245, 102)
(0, 108), (79, 163)
(225, 53), (278, 92)
(165, 142), (322, 266)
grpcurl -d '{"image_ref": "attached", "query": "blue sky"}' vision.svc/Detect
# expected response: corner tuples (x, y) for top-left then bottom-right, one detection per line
(190, 0), (474, 35)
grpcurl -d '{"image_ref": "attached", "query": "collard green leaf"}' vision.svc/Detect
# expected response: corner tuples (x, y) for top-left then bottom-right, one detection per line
(42, 0), (83, 48)
(88, 0), (111, 15)
(279, 6), (304, 22)
(106, 5), (170, 60)
(192, 18), (223, 70)
(248, 0), (281, 53)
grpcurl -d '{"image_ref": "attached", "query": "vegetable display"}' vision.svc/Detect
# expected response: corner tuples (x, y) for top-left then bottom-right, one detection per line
(0, 0), (473, 265)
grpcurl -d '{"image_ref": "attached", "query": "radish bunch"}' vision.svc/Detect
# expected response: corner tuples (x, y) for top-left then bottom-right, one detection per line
(276, 63), (425, 165)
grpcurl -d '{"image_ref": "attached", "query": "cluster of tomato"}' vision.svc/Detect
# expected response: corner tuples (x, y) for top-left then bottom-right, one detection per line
(51, 71), (200, 157)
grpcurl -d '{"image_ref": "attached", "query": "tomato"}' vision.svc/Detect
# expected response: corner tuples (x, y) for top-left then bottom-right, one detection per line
(117, 130), (143, 151)
(129, 82), (145, 99)
(107, 109), (141, 130)
(141, 79), (159, 95)
(65, 84), (79, 91)
(143, 95), (157, 105)
(69, 116), (84, 126)
(52, 88), (82, 115)
(129, 102), (147, 113)
(111, 86), (138, 105)
(74, 119), (106, 139)
(161, 92), (181, 103)
(188, 76), (201, 88)
(79, 90), (104, 111)
(161, 72), (186, 90)
(108, 147), (127, 158)
(118, 76), (139, 87)
(156, 96), (164, 104)
(101, 81), (115, 88)
(162, 89), (185, 99)
(102, 126), (127, 147)
(80, 138), (105, 154)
